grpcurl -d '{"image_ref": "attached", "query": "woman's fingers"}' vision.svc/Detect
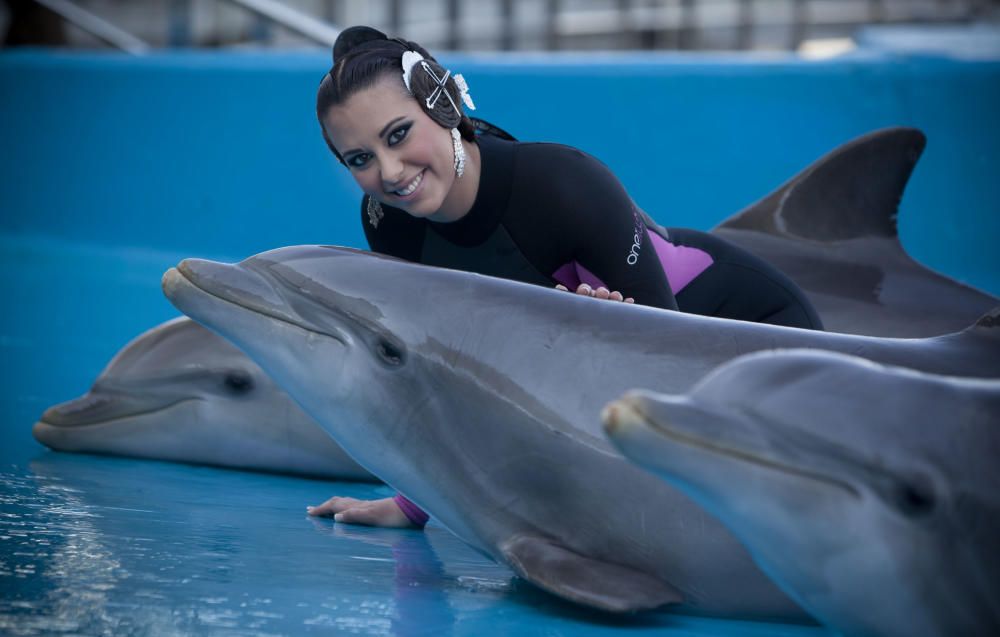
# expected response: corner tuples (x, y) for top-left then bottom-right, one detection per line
(555, 283), (633, 304)
(331, 498), (415, 528)
(333, 503), (384, 526)
(307, 495), (364, 517)
(307, 496), (415, 528)
(572, 283), (632, 303)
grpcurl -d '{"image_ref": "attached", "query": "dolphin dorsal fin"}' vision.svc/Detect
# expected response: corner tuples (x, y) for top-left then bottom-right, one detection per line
(716, 127), (926, 241)
(500, 534), (682, 613)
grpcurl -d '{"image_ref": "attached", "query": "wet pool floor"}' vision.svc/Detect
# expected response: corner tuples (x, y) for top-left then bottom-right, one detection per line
(0, 234), (826, 636)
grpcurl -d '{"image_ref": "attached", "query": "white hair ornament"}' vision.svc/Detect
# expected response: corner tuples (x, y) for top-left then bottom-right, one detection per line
(400, 50), (476, 114)
(400, 51), (424, 93)
(452, 74), (476, 110)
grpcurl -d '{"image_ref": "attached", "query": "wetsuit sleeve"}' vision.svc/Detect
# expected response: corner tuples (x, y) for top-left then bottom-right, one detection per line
(360, 195), (424, 262)
(515, 146), (678, 310)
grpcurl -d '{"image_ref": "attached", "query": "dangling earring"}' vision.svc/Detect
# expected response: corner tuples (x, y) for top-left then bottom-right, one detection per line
(366, 195), (384, 228)
(451, 128), (466, 178)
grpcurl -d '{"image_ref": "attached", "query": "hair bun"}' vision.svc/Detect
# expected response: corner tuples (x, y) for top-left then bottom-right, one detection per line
(333, 26), (388, 62)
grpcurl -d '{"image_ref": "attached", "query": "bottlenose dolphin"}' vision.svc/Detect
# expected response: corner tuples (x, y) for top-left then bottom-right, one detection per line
(711, 127), (998, 337)
(34, 317), (375, 481)
(35, 128), (991, 481)
(161, 246), (998, 616)
(603, 349), (1000, 637)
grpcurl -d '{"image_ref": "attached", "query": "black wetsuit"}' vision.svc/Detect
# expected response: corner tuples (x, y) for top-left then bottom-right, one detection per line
(363, 130), (822, 330)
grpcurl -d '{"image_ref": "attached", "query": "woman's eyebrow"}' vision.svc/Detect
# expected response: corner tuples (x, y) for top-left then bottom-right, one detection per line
(379, 116), (406, 138)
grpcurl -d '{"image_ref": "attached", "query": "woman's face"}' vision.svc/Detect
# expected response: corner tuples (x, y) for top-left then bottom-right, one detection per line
(322, 74), (456, 219)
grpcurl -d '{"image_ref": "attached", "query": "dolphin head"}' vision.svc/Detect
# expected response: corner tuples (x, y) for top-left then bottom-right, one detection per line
(34, 317), (364, 478)
(604, 349), (1000, 637)
(161, 246), (503, 487)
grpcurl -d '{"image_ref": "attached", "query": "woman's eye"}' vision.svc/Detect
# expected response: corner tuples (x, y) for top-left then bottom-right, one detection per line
(388, 125), (410, 146)
(348, 153), (371, 168)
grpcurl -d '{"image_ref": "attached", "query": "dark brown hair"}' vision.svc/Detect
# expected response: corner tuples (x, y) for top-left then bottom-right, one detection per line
(317, 26), (476, 164)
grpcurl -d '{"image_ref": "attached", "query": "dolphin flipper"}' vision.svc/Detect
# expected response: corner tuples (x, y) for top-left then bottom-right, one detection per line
(500, 534), (683, 613)
(715, 127), (925, 241)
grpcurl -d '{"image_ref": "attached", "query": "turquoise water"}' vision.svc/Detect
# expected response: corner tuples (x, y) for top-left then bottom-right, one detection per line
(0, 235), (829, 635)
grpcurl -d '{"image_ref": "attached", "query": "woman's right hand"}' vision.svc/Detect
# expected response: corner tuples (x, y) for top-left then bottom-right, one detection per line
(307, 496), (417, 528)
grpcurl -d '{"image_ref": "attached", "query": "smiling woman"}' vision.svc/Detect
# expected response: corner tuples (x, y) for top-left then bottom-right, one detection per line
(310, 25), (824, 528)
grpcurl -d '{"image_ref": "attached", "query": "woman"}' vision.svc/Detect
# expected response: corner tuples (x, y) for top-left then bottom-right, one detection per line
(308, 26), (823, 528)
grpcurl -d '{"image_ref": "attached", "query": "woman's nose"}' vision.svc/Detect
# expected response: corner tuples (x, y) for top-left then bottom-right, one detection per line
(379, 154), (405, 187)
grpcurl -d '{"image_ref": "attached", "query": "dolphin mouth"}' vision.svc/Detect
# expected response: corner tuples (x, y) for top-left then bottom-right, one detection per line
(605, 394), (859, 498)
(164, 260), (346, 345)
(37, 393), (199, 428)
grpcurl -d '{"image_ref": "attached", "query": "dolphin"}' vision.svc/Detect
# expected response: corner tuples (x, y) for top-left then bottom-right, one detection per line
(34, 128), (992, 483)
(34, 129), (992, 481)
(603, 349), (1000, 637)
(159, 245), (999, 616)
(709, 127), (998, 337)
(33, 317), (375, 481)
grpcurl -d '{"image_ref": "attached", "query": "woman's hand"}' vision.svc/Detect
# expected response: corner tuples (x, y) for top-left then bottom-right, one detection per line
(307, 496), (416, 528)
(556, 283), (634, 304)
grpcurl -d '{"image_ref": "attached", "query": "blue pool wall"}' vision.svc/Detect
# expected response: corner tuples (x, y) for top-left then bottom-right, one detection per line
(1, 48), (998, 295)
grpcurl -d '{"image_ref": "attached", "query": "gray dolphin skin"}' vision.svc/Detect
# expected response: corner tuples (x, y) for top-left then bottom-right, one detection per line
(603, 350), (1000, 637)
(712, 127), (998, 337)
(160, 245), (998, 616)
(34, 317), (375, 481)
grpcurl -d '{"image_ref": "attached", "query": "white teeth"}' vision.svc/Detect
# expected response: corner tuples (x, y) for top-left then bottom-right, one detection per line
(393, 171), (423, 196)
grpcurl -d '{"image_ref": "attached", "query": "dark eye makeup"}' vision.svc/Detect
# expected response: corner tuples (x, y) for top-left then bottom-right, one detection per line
(345, 121), (412, 170)
(347, 152), (372, 168)
(387, 123), (411, 146)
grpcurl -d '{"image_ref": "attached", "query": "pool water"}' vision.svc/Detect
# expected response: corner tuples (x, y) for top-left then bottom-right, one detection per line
(0, 234), (827, 636)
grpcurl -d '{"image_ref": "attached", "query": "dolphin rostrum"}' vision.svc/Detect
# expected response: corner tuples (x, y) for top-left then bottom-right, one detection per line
(34, 317), (375, 481)
(161, 245), (998, 616)
(711, 127), (998, 337)
(603, 349), (1000, 637)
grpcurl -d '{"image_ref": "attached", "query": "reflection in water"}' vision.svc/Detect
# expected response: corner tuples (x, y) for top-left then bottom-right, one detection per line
(318, 523), (461, 637)
(0, 452), (826, 637)
(3, 454), (395, 635)
(1, 466), (185, 636)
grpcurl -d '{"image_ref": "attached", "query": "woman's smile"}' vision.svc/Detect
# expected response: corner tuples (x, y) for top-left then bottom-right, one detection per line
(388, 169), (425, 199)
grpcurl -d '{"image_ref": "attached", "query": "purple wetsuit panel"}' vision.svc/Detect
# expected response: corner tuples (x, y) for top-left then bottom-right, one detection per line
(393, 494), (430, 528)
(552, 232), (712, 296)
(551, 261), (608, 291)
(647, 230), (713, 294)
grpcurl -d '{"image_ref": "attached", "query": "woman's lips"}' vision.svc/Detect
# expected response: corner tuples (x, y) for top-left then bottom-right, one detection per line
(389, 170), (424, 198)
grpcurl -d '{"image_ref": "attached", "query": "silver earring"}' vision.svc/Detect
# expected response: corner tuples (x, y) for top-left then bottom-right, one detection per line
(366, 196), (384, 228)
(451, 128), (466, 178)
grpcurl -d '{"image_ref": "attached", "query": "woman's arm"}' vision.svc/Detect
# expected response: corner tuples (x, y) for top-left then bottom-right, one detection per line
(510, 144), (679, 311)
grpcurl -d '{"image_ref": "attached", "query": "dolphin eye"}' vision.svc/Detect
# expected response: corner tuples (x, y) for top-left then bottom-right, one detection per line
(376, 339), (405, 367)
(223, 372), (254, 394)
(892, 480), (936, 518)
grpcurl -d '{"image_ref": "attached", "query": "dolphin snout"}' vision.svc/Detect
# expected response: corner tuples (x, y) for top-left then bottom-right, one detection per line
(165, 258), (293, 323)
(39, 392), (115, 427)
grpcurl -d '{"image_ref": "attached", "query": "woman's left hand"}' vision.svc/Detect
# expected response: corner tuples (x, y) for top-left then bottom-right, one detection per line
(556, 283), (634, 304)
